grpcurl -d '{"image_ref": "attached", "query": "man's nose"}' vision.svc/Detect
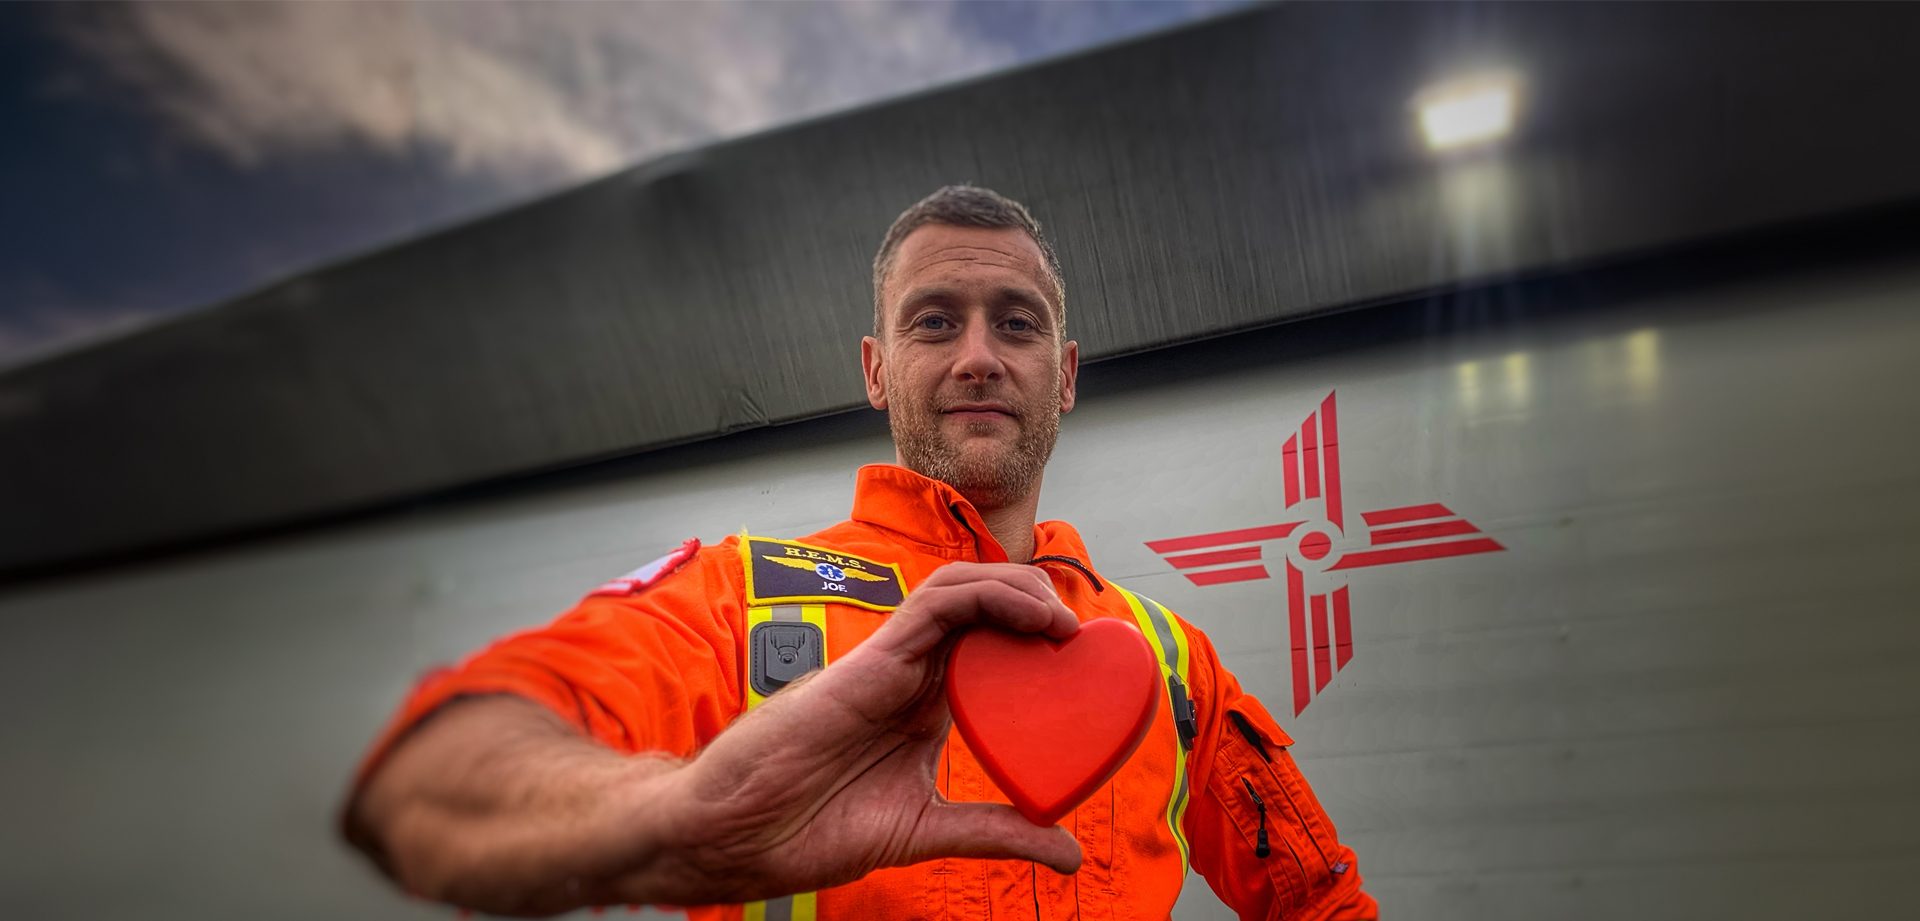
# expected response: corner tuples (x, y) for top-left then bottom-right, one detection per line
(951, 320), (1006, 382)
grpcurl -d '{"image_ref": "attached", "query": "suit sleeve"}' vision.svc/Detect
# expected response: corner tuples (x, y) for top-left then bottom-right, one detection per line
(347, 540), (748, 791)
(1181, 621), (1379, 921)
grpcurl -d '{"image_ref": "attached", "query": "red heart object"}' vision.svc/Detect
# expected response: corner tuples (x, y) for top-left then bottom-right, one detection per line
(945, 618), (1161, 826)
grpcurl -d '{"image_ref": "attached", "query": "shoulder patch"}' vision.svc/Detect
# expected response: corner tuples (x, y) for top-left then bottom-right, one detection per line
(589, 538), (701, 597)
(741, 536), (906, 612)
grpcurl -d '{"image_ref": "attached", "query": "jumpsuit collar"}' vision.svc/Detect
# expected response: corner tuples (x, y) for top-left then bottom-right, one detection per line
(848, 464), (1105, 594)
(850, 464), (1006, 561)
(849, 465), (1100, 582)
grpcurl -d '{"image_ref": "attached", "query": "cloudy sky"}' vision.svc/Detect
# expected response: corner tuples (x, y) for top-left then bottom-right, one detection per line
(0, 0), (1243, 368)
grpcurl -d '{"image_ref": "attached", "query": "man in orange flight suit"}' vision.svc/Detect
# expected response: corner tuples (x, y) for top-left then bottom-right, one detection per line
(342, 186), (1379, 921)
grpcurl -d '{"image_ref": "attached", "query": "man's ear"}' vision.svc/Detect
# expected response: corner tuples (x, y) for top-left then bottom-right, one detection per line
(861, 335), (888, 410)
(1059, 339), (1080, 414)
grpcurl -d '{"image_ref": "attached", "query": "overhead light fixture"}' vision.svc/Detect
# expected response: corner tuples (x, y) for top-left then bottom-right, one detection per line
(1416, 73), (1519, 151)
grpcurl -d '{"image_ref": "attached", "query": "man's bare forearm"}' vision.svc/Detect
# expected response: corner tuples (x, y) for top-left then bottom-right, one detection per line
(341, 695), (687, 916)
(342, 565), (1087, 914)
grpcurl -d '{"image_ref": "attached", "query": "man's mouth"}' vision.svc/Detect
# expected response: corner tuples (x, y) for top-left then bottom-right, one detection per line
(942, 401), (1017, 419)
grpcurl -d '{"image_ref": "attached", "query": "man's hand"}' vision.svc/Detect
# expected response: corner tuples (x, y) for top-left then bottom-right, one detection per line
(345, 562), (1081, 915)
(630, 561), (1084, 904)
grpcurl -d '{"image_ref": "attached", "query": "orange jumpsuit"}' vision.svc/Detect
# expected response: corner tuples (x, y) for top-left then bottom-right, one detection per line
(353, 464), (1378, 921)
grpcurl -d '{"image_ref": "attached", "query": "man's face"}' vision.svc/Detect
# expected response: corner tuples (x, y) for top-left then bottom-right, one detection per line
(862, 224), (1079, 510)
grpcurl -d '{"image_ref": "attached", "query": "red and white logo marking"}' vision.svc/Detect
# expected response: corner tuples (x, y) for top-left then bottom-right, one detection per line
(1146, 392), (1503, 714)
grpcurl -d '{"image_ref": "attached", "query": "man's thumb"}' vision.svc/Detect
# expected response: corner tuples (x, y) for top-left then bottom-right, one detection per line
(905, 802), (1084, 874)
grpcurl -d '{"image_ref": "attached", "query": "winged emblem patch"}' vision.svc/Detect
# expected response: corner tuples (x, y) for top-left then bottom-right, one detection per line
(761, 555), (890, 582)
(742, 536), (906, 611)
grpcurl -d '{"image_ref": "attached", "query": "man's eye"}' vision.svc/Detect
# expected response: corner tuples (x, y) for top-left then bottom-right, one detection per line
(918, 315), (951, 331)
(1005, 316), (1033, 333)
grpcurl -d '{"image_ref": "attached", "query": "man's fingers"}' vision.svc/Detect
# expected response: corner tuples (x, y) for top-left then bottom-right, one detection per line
(864, 563), (1081, 662)
(882, 579), (1075, 659)
(920, 561), (1050, 595)
(925, 564), (1075, 626)
(924, 577), (1071, 635)
(902, 802), (1084, 875)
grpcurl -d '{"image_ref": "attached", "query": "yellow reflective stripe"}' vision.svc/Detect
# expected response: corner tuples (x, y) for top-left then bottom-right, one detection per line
(742, 891), (815, 921)
(1118, 587), (1194, 876)
(744, 605), (775, 711)
(742, 603), (827, 920)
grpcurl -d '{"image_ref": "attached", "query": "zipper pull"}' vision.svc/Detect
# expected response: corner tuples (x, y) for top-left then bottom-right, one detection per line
(1239, 776), (1271, 858)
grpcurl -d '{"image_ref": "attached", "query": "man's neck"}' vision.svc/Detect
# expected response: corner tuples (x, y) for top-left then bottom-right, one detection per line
(978, 500), (1038, 563)
(965, 474), (1043, 562)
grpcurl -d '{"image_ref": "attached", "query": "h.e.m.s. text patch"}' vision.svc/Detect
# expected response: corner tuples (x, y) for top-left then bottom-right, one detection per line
(741, 536), (905, 612)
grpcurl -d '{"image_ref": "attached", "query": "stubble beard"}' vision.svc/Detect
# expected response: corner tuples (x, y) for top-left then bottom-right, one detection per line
(889, 378), (1061, 511)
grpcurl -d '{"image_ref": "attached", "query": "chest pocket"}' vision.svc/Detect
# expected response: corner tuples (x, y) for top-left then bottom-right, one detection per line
(738, 535), (905, 707)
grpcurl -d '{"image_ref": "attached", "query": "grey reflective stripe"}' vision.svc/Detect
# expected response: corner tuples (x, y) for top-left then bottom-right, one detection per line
(763, 897), (793, 921)
(771, 604), (803, 622)
(1139, 594), (1183, 675)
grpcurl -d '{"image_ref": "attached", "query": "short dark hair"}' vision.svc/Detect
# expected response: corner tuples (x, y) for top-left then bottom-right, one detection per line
(870, 185), (1065, 337)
